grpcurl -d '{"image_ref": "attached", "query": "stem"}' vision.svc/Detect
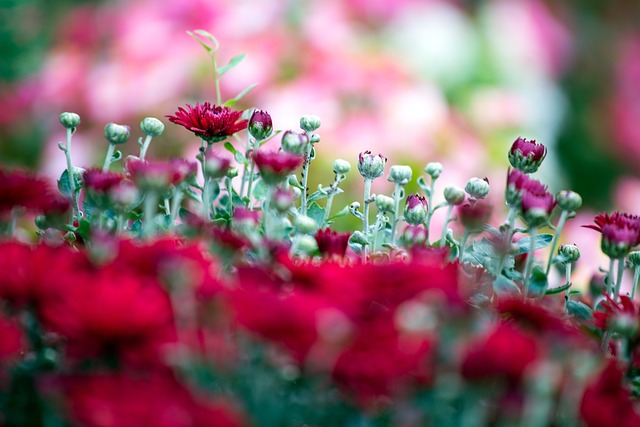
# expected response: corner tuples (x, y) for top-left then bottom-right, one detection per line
(523, 227), (537, 297)
(300, 143), (313, 215)
(458, 231), (470, 261)
(439, 204), (454, 246)
(142, 191), (158, 238)
(102, 143), (116, 172)
(545, 210), (568, 276)
(362, 179), (372, 260)
(202, 177), (211, 220)
(225, 176), (234, 214)
(390, 183), (403, 247)
(246, 162), (257, 208)
(372, 213), (385, 253)
(163, 198), (171, 216)
(139, 135), (153, 160)
(63, 128), (81, 217)
(425, 178), (436, 242)
(607, 257), (616, 297)
(495, 206), (518, 277)
(170, 188), (184, 227)
(322, 174), (342, 226)
(239, 135), (252, 198)
(263, 187), (273, 239)
(614, 257), (625, 301)
(632, 267), (640, 300)
(564, 263), (572, 311)
(211, 52), (222, 105)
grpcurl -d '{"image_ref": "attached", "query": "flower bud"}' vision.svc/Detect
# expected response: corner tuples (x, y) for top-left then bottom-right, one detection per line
(388, 165), (412, 185)
(558, 244), (580, 264)
(227, 166), (239, 179)
(458, 202), (492, 232)
(281, 130), (309, 155)
(375, 194), (394, 213)
(140, 117), (165, 137)
(104, 122), (131, 145)
(404, 194), (428, 225)
(310, 133), (321, 144)
(349, 230), (369, 246)
(358, 151), (386, 180)
(508, 137), (547, 174)
(523, 208), (549, 228)
(556, 190), (582, 212)
(273, 188), (295, 213)
(333, 159), (351, 175)
(465, 177), (490, 200)
(300, 114), (321, 132)
(204, 152), (232, 179)
(444, 186), (465, 205)
(630, 251), (640, 267)
(294, 215), (318, 234)
(424, 162), (443, 179)
(249, 109), (273, 140)
(610, 313), (639, 338)
(59, 112), (81, 129)
(401, 224), (428, 247)
(253, 150), (303, 186)
(294, 235), (318, 255)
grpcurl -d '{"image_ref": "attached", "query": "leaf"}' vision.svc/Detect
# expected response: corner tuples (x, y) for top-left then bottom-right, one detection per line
(57, 169), (80, 198)
(207, 180), (221, 202)
(252, 179), (267, 201)
(417, 176), (431, 197)
(223, 142), (237, 155)
(545, 282), (572, 295)
(493, 276), (521, 298)
(224, 83), (258, 107)
(514, 234), (554, 255)
(566, 301), (593, 320)
(187, 30), (219, 52)
(307, 190), (329, 204)
(307, 202), (325, 227)
(328, 205), (349, 221)
(234, 150), (248, 166)
(527, 265), (548, 298)
(217, 53), (246, 77)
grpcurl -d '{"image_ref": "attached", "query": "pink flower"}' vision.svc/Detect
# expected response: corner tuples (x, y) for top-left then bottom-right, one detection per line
(584, 211), (640, 258)
(167, 102), (247, 142)
(252, 150), (303, 185)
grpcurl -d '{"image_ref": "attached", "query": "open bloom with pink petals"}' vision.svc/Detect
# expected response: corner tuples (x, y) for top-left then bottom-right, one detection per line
(584, 211), (640, 258)
(253, 150), (303, 185)
(167, 102), (247, 143)
(0, 169), (70, 215)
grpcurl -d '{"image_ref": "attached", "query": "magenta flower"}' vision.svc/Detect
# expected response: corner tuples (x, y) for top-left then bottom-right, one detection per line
(584, 212), (640, 258)
(82, 169), (125, 193)
(253, 150), (303, 185)
(167, 102), (247, 142)
(404, 194), (428, 225)
(458, 202), (492, 232)
(508, 137), (547, 173)
(126, 157), (197, 190)
(314, 228), (350, 259)
(248, 109), (273, 140)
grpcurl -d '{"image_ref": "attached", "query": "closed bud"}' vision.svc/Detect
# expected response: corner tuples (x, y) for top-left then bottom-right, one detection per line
(300, 114), (321, 132)
(465, 177), (490, 200)
(404, 194), (428, 225)
(294, 235), (318, 255)
(388, 165), (413, 185)
(508, 137), (547, 174)
(249, 109), (273, 140)
(424, 162), (443, 179)
(59, 112), (81, 129)
(524, 207), (549, 228)
(227, 166), (239, 179)
(273, 188), (295, 213)
(556, 190), (582, 212)
(294, 215), (318, 234)
(140, 117), (164, 137)
(310, 133), (321, 144)
(281, 130), (309, 155)
(358, 151), (386, 180)
(333, 159), (351, 175)
(401, 224), (428, 247)
(558, 244), (580, 264)
(375, 194), (395, 213)
(610, 313), (639, 338)
(104, 122), (131, 145)
(444, 186), (465, 205)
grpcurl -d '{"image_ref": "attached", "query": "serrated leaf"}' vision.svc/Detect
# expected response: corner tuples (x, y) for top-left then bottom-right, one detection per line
(217, 53), (246, 76)
(566, 301), (593, 320)
(224, 83), (258, 107)
(545, 282), (572, 295)
(493, 276), (521, 297)
(307, 202), (325, 227)
(514, 234), (554, 255)
(328, 205), (349, 221)
(527, 265), (548, 298)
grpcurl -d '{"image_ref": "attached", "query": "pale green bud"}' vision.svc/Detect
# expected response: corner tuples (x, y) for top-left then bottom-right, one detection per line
(333, 159), (351, 175)
(388, 165), (412, 185)
(59, 112), (81, 129)
(444, 186), (465, 205)
(465, 177), (490, 200)
(300, 114), (321, 132)
(424, 162), (443, 179)
(140, 117), (165, 137)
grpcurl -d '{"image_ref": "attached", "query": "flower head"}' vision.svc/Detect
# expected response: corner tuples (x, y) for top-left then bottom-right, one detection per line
(508, 137), (547, 173)
(248, 109), (273, 140)
(584, 212), (640, 258)
(404, 194), (428, 225)
(253, 150), (303, 185)
(315, 228), (350, 259)
(458, 201), (492, 232)
(357, 151), (386, 180)
(506, 169), (555, 225)
(126, 157), (197, 191)
(0, 169), (70, 215)
(82, 169), (125, 193)
(167, 102), (247, 143)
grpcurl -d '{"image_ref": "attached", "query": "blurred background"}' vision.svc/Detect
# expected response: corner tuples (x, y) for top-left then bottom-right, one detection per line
(1, 0), (640, 278)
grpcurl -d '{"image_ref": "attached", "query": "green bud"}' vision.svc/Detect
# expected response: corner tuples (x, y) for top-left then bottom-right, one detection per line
(424, 162), (443, 179)
(558, 244), (580, 264)
(293, 215), (317, 234)
(310, 133), (321, 144)
(294, 235), (318, 255)
(333, 159), (351, 175)
(388, 165), (413, 185)
(34, 215), (49, 230)
(375, 194), (395, 212)
(226, 166), (239, 179)
(465, 177), (490, 200)
(300, 114), (321, 132)
(524, 208), (549, 228)
(140, 117), (165, 137)
(59, 112), (81, 129)
(358, 151), (386, 180)
(609, 313), (639, 337)
(281, 131), (309, 155)
(444, 186), (465, 205)
(104, 122), (131, 145)
(556, 190), (582, 212)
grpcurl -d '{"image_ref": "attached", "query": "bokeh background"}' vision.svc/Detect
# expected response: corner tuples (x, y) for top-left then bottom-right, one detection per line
(2, 0), (640, 281)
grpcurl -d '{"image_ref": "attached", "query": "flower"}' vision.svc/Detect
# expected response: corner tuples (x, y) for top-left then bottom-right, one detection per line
(204, 151), (232, 179)
(315, 228), (350, 259)
(357, 151), (386, 180)
(506, 169), (555, 225)
(281, 130), (309, 155)
(252, 150), (303, 185)
(0, 314), (24, 363)
(0, 169), (70, 215)
(126, 157), (197, 191)
(584, 211), (640, 258)
(248, 109), (273, 140)
(401, 224), (428, 246)
(167, 102), (247, 143)
(593, 294), (639, 337)
(508, 137), (547, 173)
(82, 169), (125, 193)
(458, 202), (492, 232)
(404, 194), (428, 225)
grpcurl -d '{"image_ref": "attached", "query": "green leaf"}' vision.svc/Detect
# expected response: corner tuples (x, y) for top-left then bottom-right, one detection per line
(217, 53), (246, 77)
(493, 276), (521, 298)
(224, 83), (258, 107)
(514, 234), (554, 255)
(527, 265), (548, 298)
(328, 205), (349, 221)
(307, 190), (329, 204)
(566, 301), (593, 320)
(223, 142), (237, 155)
(187, 30), (219, 52)
(57, 169), (80, 198)
(545, 282), (572, 295)
(207, 180), (220, 202)
(307, 202), (325, 227)
(252, 179), (267, 201)
(234, 150), (248, 166)
(417, 176), (431, 197)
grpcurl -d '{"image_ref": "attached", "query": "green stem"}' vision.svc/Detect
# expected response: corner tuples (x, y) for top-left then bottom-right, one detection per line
(202, 177), (211, 220)
(211, 52), (222, 105)
(564, 263), (572, 311)
(246, 162), (256, 208)
(523, 227), (538, 297)
(614, 257), (625, 301)
(170, 188), (184, 227)
(322, 175), (342, 226)
(63, 128), (81, 217)
(458, 231), (470, 261)
(163, 198), (171, 216)
(372, 213), (385, 253)
(300, 142), (313, 215)
(390, 183), (403, 247)
(495, 206), (518, 277)
(425, 178), (436, 243)
(632, 267), (640, 300)
(139, 135), (153, 160)
(263, 187), (273, 239)
(239, 135), (252, 198)
(225, 176), (234, 214)
(545, 210), (568, 276)
(439, 204), (455, 246)
(143, 191), (158, 238)
(362, 179), (373, 260)
(607, 257), (616, 297)
(102, 143), (116, 172)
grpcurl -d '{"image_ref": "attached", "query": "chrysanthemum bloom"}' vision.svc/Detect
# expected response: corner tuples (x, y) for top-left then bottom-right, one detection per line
(458, 202), (492, 233)
(82, 169), (126, 210)
(593, 294), (639, 338)
(252, 150), (303, 185)
(357, 151), (386, 180)
(167, 102), (247, 143)
(508, 137), (547, 173)
(584, 212), (640, 259)
(401, 224), (428, 247)
(204, 151), (232, 179)
(126, 157), (197, 191)
(315, 228), (350, 259)
(0, 314), (24, 363)
(404, 194), (428, 225)
(0, 169), (70, 216)
(506, 169), (555, 225)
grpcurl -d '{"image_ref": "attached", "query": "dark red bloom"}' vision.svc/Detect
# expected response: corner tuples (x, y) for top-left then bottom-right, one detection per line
(506, 169), (555, 221)
(593, 294), (639, 337)
(584, 212), (640, 258)
(0, 169), (70, 215)
(64, 372), (245, 427)
(82, 169), (125, 193)
(458, 201), (492, 232)
(248, 109), (273, 140)
(461, 322), (539, 382)
(580, 360), (640, 427)
(508, 137), (547, 173)
(315, 228), (350, 259)
(252, 150), (303, 185)
(0, 314), (24, 363)
(401, 224), (428, 247)
(126, 157), (197, 190)
(167, 102), (247, 142)
(496, 297), (579, 337)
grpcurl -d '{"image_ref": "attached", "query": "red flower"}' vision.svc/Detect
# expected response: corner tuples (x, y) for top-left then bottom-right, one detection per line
(458, 201), (492, 232)
(82, 169), (125, 193)
(506, 169), (555, 222)
(593, 294), (639, 337)
(580, 360), (640, 427)
(315, 228), (350, 259)
(461, 322), (540, 382)
(0, 169), (70, 215)
(167, 102), (247, 142)
(496, 297), (580, 337)
(508, 137), (547, 173)
(252, 150), (303, 185)
(64, 372), (245, 427)
(0, 314), (24, 363)
(584, 212), (640, 258)
(126, 157), (197, 190)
